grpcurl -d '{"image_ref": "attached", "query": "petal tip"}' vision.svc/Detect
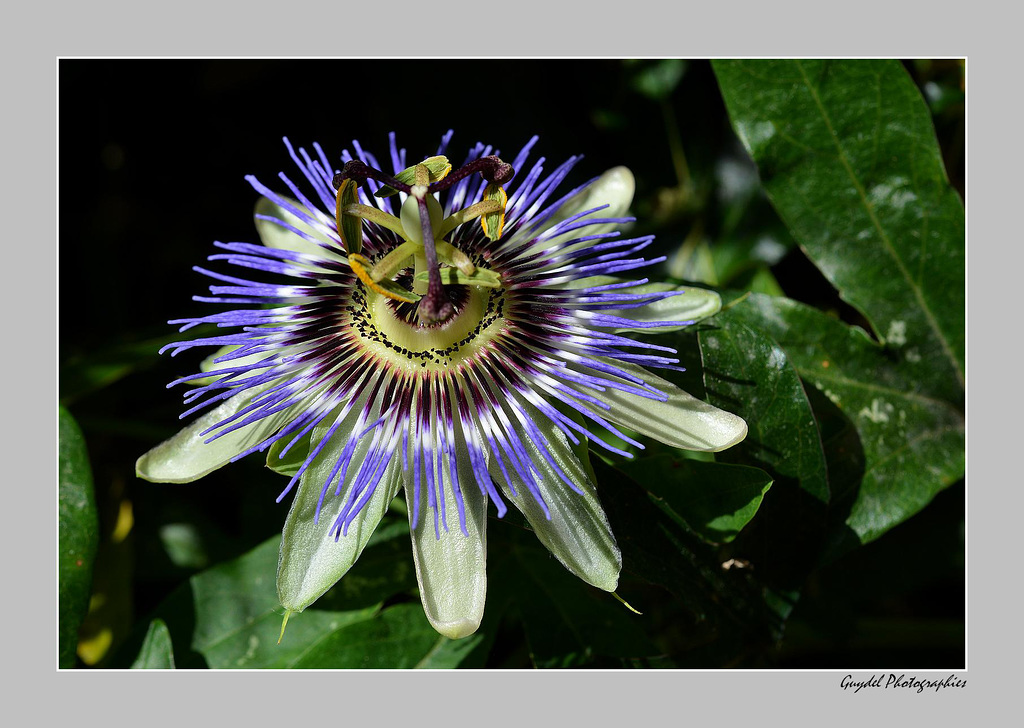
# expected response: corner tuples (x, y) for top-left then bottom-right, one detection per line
(428, 615), (483, 640)
(705, 413), (748, 453)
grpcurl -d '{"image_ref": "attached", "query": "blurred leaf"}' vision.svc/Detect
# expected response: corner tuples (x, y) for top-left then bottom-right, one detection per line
(131, 619), (175, 669)
(59, 330), (200, 403)
(159, 523), (210, 570)
(627, 59), (688, 100)
(713, 59), (965, 403)
(728, 294), (964, 547)
(622, 456), (772, 543)
(698, 309), (829, 503)
(58, 407), (99, 668)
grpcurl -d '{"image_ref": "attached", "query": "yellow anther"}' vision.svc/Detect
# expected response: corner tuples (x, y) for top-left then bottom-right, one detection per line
(480, 184), (507, 241)
(335, 178), (362, 254)
(349, 253), (421, 304)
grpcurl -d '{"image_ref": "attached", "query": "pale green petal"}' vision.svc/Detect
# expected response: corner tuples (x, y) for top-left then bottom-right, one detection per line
(551, 166), (635, 238)
(185, 345), (272, 387)
(489, 399), (620, 591)
(515, 167), (636, 252)
(571, 277), (722, 332)
(254, 196), (340, 258)
(277, 419), (403, 612)
(596, 360), (748, 452)
(136, 382), (302, 483)
(406, 425), (488, 639)
(265, 428), (312, 477)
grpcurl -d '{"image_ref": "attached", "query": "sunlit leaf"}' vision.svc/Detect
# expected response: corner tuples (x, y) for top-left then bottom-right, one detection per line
(714, 60), (965, 402)
(698, 309), (830, 503)
(131, 619), (175, 669)
(623, 456), (773, 543)
(727, 293), (964, 547)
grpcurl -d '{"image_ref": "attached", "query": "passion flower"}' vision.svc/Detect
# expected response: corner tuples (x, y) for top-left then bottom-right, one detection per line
(137, 132), (747, 638)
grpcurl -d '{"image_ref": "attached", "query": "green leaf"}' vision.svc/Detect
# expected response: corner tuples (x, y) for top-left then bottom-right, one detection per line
(622, 456), (772, 543)
(59, 331), (190, 403)
(188, 528), (419, 668)
(288, 603), (474, 668)
(411, 628), (489, 668)
(131, 619), (175, 669)
(698, 309), (830, 503)
(58, 407), (99, 668)
(627, 59), (688, 100)
(728, 294), (964, 546)
(713, 60), (965, 400)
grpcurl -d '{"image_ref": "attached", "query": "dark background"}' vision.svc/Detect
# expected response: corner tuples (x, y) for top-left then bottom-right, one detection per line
(59, 59), (965, 668)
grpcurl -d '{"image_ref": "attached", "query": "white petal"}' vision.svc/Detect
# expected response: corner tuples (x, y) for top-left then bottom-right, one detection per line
(597, 360), (748, 452)
(553, 166), (635, 238)
(572, 276), (722, 332)
(277, 418), (403, 612)
(136, 382), (301, 483)
(184, 344), (272, 387)
(254, 196), (338, 257)
(406, 423), (488, 640)
(518, 167), (636, 254)
(489, 399), (620, 591)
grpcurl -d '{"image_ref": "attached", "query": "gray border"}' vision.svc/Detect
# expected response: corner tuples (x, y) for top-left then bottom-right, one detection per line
(31, 0), (995, 722)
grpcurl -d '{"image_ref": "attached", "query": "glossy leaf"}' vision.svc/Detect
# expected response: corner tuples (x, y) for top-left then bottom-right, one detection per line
(188, 526), (424, 668)
(728, 294), (964, 545)
(131, 619), (175, 669)
(288, 603), (478, 668)
(622, 456), (773, 543)
(698, 309), (830, 503)
(58, 407), (99, 668)
(714, 59), (965, 402)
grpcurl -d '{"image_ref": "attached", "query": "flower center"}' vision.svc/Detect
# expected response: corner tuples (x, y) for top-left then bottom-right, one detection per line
(349, 282), (506, 372)
(332, 153), (513, 326)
